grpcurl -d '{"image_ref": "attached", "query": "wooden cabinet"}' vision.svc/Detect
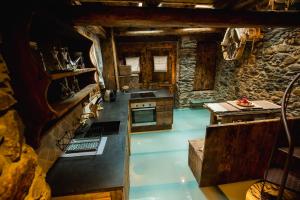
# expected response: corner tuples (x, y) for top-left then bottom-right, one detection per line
(156, 98), (173, 126)
(2, 12), (98, 148)
(156, 111), (173, 126)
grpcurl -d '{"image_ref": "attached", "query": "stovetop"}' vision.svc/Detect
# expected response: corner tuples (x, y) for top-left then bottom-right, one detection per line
(130, 91), (156, 99)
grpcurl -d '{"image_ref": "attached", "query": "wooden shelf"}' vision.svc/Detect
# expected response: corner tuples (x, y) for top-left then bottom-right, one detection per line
(49, 68), (96, 80)
(51, 84), (98, 118)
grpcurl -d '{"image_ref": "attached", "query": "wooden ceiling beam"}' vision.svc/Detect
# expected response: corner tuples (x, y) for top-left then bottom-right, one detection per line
(61, 5), (300, 27)
(79, 0), (214, 3)
(232, 0), (261, 10)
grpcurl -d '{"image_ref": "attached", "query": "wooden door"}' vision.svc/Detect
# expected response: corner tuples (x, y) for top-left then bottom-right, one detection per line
(193, 42), (217, 91)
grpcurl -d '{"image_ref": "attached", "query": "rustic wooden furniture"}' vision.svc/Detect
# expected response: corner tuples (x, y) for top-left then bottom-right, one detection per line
(204, 100), (281, 124)
(2, 12), (98, 148)
(188, 117), (300, 187)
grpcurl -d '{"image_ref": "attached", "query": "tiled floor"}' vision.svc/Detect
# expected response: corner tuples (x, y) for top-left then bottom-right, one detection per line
(129, 108), (255, 200)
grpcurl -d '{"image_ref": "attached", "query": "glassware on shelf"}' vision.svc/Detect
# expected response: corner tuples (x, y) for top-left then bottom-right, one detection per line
(71, 76), (80, 93)
(59, 78), (74, 100)
(72, 52), (85, 69)
(51, 46), (63, 70)
(39, 51), (47, 72)
(60, 47), (73, 71)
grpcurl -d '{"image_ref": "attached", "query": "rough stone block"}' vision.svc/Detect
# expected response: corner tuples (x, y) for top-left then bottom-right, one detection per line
(25, 165), (51, 200)
(293, 87), (300, 96)
(0, 145), (36, 200)
(0, 72), (10, 83)
(289, 63), (300, 71)
(273, 91), (284, 98)
(0, 90), (17, 111)
(0, 110), (24, 161)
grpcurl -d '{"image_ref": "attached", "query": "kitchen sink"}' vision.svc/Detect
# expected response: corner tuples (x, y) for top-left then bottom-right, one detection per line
(84, 121), (120, 138)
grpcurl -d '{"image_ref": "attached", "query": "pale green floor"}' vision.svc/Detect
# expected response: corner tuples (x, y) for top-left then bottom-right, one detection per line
(129, 108), (256, 200)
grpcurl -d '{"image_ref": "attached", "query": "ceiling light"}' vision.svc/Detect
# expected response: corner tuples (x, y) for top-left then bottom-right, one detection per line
(180, 28), (215, 32)
(124, 30), (164, 36)
(138, 2), (143, 7)
(158, 3), (163, 7)
(194, 4), (214, 9)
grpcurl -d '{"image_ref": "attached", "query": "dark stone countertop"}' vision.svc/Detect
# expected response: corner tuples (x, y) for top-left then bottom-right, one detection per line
(129, 88), (173, 101)
(46, 92), (130, 197)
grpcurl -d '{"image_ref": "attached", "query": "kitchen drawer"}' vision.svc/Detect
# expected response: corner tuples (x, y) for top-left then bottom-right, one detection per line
(156, 99), (173, 106)
(156, 104), (173, 112)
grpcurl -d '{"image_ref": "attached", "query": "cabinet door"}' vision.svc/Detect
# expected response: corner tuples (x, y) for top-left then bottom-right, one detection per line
(156, 111), (173, 126)
(156, 99), (173, 112)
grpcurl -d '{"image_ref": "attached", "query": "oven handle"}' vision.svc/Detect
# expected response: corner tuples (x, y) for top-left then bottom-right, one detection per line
(132, 107), (156, 111)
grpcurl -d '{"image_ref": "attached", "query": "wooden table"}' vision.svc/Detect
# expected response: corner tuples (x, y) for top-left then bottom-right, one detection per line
(204, 100), (281, 124)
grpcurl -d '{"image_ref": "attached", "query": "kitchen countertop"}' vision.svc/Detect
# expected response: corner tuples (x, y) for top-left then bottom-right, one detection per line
(129, 88), (173, 100)
(46, 88), (173, 196)
(46, 92), (130, 196)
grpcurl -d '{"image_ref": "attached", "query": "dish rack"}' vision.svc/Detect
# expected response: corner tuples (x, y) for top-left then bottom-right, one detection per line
(64, 138), (101, 154)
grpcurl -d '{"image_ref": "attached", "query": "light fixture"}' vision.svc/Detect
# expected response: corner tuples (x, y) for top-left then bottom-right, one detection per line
(194, 4), (214, 9)
(138, 2), (143, 7)
(123, 30), (164, 36)
(180, 28), (215, 32)
(158, 3), (163, 7)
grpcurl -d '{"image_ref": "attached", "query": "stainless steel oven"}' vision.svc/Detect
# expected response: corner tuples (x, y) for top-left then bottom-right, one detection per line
(131, 102), (156, 127)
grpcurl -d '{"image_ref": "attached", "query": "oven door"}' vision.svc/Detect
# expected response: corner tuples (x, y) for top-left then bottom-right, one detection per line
(131, 107), (157, 127)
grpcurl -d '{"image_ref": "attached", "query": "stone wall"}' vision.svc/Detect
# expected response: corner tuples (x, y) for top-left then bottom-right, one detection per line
(176, 36), (215, 107)
(214, 28), (300, 116)
(0, 53), (51, 199)
(176, 28), (300, 113)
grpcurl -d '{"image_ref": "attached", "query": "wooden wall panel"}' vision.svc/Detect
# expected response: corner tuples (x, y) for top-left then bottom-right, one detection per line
(116, 41), (177, 92)
(193, 42), (217, 91)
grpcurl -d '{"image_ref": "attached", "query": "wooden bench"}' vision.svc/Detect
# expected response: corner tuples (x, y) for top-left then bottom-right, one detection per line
(188, 117), (300, 187)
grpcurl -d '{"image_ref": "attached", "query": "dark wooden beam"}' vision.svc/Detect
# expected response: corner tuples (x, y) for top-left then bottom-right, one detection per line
(62, 5), (300, 27)
(232, 0), (261, 10)
(213, 0), (237, 9)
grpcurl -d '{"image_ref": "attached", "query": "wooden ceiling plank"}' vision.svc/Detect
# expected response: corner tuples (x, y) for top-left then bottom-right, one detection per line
(62, 5), (300, 27)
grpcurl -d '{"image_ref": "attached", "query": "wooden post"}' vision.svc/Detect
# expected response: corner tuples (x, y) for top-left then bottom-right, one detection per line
(111, 28), (120, 91)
